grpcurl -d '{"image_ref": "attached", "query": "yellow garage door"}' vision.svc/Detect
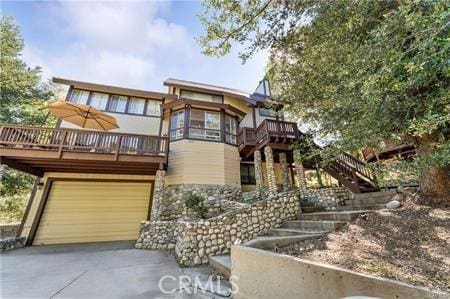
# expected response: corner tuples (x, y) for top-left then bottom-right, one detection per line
(33, 180), (151, 245)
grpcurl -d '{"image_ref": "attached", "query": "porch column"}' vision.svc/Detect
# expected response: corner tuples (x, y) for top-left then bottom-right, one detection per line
(293, 149), (307, 189)
(279, 152), (290, 191)
(150, 169), (166, 221)
(254, 150), (264, 197)
(264, 146), (277, 195)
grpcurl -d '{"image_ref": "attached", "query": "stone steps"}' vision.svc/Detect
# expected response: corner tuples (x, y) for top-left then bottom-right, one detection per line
(336, 204), (386, 211)
(298, 211), (371, 221)
(344, 197), (392, 206)
(209, 255), (231, 279)
(283, 220), (347, 230)
(265, 228), (329, 237)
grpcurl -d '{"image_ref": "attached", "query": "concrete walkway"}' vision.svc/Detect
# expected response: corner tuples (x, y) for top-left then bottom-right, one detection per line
(1, 241), (230, 298)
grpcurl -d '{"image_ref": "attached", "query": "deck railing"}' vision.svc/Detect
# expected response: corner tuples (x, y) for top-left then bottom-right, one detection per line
(237, 119), (302, 149)
(0, 124), (168, 158)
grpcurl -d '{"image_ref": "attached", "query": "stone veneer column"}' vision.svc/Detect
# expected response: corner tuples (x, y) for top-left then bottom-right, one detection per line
(254, 150), (264, 197)
(264, 146), (277, 195)
(293, 149), (307, 189)
(279, 152), (290, 191)
(150, 169), (166, 221)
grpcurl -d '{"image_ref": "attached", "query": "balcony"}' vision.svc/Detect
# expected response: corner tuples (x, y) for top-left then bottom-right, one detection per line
(0, 124), (168, 176)
(237, 119), (304, 161)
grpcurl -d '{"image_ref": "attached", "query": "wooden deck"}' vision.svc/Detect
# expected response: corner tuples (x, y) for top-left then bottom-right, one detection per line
(238, 119), (304, 162)
(0, 125), (168, 176)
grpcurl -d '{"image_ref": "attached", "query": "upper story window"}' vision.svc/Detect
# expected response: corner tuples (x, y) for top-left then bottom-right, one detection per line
(259, 107), (278, 118)
(70, 90), (89, 104)
(68, 89), (162, 117)
(89, 92), (109, 110)
(180, 90), (223, 103)
(146, 100), (161, 116)
(189, 109), (221, 141)
(169, 107), (237, 145)
(225, 114), (237, 144)
(128, 97), (146, 115)
(108, 95), (127, 113)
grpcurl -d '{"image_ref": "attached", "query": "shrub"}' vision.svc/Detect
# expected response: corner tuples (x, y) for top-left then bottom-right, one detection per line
(0, 193), (28, 224)
(185, 194), (208, 219)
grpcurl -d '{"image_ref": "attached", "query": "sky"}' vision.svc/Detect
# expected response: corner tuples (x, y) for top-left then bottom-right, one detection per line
(1, 1), (268, 93)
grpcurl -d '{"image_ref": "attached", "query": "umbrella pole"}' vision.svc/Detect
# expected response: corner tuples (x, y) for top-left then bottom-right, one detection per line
(41, 111), (51, 127)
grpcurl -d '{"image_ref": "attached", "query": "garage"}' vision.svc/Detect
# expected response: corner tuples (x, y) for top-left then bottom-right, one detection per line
(32, 180), (152, 245)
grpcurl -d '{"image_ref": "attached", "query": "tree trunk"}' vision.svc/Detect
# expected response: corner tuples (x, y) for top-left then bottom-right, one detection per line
(417, 136), (450, 205)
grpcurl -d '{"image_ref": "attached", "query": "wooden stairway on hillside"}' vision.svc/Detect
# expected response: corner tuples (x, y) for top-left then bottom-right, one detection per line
(324, 152), (379, 193)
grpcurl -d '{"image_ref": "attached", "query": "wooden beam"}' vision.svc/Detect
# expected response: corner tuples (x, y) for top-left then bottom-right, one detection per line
(0, 157), (43, 177)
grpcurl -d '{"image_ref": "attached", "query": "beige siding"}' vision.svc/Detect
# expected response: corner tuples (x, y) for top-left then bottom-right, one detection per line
(166, 139), (240, 186)
(60, 111), (161, 135)
(224, 96), (253, 128)
(33, 180), (151, 245)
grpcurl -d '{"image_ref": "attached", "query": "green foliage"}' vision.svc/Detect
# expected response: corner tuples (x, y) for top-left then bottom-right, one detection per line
(185, 194), (208, 219)
(0, 16), (55, 125)
(368, 161), (420, 187)
(0, 17), (56, 199)
(199, 0), (449, 168)
(0, 193), (28, 224)
(0, 168), (34, 196)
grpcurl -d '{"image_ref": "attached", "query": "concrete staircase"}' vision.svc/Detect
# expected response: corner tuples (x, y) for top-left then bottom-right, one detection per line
(209, 189), (397, 278)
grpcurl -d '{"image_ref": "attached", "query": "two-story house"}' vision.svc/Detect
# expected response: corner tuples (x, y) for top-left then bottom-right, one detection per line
(0, 77), (376, 246)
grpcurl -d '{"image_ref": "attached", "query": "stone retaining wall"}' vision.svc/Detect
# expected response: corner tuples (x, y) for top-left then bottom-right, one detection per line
(298, 187), (351, 208)
(0, 224), (20, 239)
(0, 237), (25, 252)
(158, 184), (243, 220)
(136, 191), (300, 266)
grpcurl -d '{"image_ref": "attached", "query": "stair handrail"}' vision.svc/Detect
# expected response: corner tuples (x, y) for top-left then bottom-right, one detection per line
(336, 152), (377, 184)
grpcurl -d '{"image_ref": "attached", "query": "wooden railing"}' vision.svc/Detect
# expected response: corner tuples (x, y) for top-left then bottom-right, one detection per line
(238, 119), (303, 149)
(336, 152), (377, 183)
(0, 124), (168, 158)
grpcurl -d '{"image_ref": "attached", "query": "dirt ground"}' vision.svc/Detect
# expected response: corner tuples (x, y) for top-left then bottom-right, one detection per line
(279, 197), (450, 292)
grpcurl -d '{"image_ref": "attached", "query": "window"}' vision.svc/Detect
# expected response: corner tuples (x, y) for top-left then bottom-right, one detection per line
(225, 114), (237, 144)
(146, 99), (161, 116)
(70, 89), (89, 104)
(108, 95), (127, 113)
(89, 92), (109, 110)
(180, 90), (223, 103)
(128, 97), (145, 114)
(240, 164), (256, 184)
(170, 110), (184, 140)
(189, 109), (221, 141)
(259, 107), (278, 118)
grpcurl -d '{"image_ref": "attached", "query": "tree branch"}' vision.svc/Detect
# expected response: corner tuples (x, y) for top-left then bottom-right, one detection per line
(217, 0), (274, 49)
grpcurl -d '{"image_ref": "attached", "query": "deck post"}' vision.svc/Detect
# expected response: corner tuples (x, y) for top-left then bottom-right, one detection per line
(264, 146), (277, 195)
(254, 150), (264, 198)
(279, 152), (290, 191)
(293, 149), (307, 189)
(150, 169), (166, 221)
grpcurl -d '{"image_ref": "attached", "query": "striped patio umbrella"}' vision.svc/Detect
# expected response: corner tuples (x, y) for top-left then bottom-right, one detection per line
(45, 101), (119, 131)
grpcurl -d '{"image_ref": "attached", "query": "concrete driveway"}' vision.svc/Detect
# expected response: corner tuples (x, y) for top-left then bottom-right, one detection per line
(0, 241), (229, 298)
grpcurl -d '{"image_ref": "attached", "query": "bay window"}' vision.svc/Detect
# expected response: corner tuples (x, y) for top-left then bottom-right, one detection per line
(170, 110), (184, 140)
(169, 107), (238, 145)
(225, 115), (237, 144)
(189, 109), (221, 141)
